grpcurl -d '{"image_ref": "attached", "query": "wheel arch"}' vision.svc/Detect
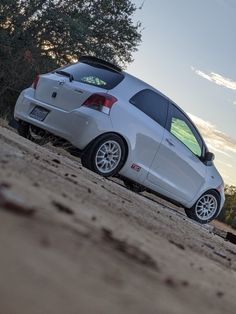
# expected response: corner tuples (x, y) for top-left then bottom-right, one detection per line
(199, 188), (221, 203)
(82, 131), (129, 162)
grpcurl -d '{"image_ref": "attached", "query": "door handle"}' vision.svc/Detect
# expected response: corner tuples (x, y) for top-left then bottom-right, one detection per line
(166, 138), (175, 147)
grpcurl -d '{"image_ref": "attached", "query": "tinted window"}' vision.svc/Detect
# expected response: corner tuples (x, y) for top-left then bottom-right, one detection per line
(130, 89), (169, 127)
(59, 62), (124, 90)
(169, 105), (202, 157)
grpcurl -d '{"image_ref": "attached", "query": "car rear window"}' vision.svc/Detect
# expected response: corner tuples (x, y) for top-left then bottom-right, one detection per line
(60, 62), (124, 90)
(130, 89), (169, 128)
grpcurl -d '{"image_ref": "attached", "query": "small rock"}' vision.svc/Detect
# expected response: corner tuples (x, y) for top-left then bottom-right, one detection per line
(216, 291), (224, 298)
(181, 280), (189, 287)
(52, 201), (74, 215)
(169, 239), (185, 250)
(164, 277), (176, 288)
(40, 236), (51, 248)
(52, 158), (61, 164)
(0, 182), (11, 189)
(91, 216), (97, 221)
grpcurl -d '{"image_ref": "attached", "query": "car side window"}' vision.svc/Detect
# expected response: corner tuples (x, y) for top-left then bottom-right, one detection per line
(129, 89), (169, 128)
(169, 105), (202, 157)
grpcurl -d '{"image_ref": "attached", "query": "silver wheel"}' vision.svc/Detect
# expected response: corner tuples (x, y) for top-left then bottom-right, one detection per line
(95, 140), (122, 174)
(195, 194), (218, 221)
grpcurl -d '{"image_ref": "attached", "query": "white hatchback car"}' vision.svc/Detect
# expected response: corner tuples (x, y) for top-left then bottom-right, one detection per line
(14, 56), (225, 224)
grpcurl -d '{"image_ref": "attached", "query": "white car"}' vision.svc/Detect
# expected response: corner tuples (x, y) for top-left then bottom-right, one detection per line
(14, 56), (225, 224)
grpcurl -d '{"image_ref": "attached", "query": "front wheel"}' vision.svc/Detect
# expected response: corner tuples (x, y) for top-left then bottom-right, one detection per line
(81, 134), (127, 177)
(185, 190), (220, 224)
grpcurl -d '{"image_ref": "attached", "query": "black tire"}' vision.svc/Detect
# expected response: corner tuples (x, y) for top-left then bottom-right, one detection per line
(17, 121), (30, 138)
(17, 121), (50, 145)
(184, 190), (220, 224)
(123, 179), (146, 193)
(81, 133), (127, 177)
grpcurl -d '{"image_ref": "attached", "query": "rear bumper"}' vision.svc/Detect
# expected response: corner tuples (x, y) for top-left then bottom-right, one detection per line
(14, 88), (113, 149)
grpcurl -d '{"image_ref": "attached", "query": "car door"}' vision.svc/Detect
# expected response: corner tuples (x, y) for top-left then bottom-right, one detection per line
(146, 103), (207, 204)
(116, 89), (169, 183)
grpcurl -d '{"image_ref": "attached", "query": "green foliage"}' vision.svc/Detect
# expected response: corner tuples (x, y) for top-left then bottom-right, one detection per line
(0, 0), (141, 116)
(217, 185), (236, 229)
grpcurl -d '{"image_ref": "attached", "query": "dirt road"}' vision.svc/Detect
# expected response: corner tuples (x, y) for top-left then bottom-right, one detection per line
(0, 124), (235, 314)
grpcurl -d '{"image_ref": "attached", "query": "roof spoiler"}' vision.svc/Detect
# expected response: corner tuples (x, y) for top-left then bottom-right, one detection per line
(79, 56), (122, 73)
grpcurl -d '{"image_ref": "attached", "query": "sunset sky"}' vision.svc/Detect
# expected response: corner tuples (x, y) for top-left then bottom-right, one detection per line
(127, 0), (236, 186)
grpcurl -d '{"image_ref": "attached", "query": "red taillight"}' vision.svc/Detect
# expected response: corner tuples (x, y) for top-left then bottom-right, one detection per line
(32, 74), (40, 89)
(83, 93), (117, 114)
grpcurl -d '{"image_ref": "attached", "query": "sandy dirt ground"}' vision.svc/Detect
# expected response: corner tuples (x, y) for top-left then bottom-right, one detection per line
(0, 123), (236, 314)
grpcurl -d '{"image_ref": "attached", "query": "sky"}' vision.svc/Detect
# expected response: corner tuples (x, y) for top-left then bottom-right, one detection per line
(127, 0), (236, 186)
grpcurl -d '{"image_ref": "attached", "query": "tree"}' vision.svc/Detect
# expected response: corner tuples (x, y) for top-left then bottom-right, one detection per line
(0, 0), (141, 116)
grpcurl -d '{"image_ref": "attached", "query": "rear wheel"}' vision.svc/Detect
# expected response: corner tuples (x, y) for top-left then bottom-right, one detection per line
(17, 121), (50, 145)
(185, 190), (220, 224)
(81, 134), (127, 177)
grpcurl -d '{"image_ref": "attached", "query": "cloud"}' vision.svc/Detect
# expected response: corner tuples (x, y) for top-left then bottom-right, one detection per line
(206, 144), (232, 158)
(217, 160), (233, 168)
(188, 114), (236, 185)
(191, 66), (236, 91)
(188, 113), (236, 156)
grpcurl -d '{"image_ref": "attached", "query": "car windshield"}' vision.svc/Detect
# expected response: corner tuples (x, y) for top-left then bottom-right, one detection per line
(57, 62), (124, 90)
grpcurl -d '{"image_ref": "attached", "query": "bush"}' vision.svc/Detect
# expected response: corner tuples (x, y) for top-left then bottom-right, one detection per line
(217, 185), (236, 229)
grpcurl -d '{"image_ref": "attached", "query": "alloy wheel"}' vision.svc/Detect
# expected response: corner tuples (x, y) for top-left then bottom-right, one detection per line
(195, 194), (218, 221)
(95, 140), (122, 174)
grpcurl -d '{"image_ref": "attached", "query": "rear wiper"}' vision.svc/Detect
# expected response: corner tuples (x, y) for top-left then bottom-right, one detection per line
(55, 70), (74, 82)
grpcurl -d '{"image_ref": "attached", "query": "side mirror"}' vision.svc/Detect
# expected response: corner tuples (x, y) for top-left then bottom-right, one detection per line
(205, 152), (215, 162)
